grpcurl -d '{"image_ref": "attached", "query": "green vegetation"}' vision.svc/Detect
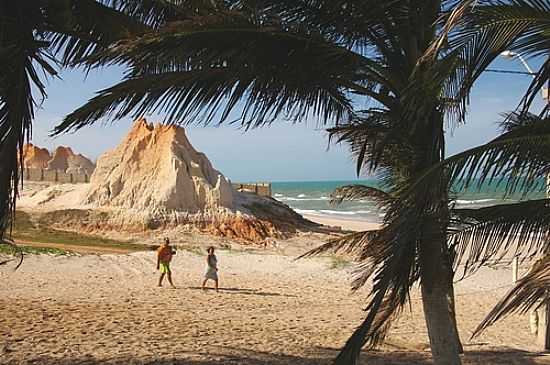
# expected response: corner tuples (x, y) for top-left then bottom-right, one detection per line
(10, 211), (149, 253)
(329, 256), (350, 271)
(0, 243), (69, 256)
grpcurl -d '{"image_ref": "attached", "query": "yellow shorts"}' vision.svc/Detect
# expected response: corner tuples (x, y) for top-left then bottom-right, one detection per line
(159, 262), (171, 273)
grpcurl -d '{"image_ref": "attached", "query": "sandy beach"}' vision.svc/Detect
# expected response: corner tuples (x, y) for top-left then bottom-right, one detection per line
(1, 243), (549, 365)
(302, 214), (380, 232)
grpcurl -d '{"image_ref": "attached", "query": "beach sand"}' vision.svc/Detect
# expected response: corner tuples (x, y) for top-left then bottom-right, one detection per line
(303, 214), (380, 232)
(1, 243), (548, 365)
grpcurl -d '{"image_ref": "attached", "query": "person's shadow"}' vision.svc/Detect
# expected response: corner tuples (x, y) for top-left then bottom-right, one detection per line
(187, 286), (296, 297)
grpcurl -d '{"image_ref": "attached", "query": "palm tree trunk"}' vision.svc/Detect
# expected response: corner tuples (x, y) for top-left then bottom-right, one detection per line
(421, 233), (462, 365)
(448, 268), (464, 354)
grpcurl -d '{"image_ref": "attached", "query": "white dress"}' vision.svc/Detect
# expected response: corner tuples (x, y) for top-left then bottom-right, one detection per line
(204, 255), (218, 280)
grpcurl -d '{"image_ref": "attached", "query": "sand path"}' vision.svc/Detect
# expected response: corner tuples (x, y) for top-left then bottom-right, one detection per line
(1, 251), (549, 364)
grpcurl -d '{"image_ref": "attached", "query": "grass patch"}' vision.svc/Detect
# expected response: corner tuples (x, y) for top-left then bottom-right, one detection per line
(10, 211), (151, 252)
(0, 244), (69, 256)
(329, 256), (351, 270)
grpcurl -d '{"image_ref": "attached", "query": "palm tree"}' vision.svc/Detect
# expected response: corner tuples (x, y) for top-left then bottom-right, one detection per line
(402, 110), (550, 334)
(0, 0), (179, 243)
(407, 0), (550, 340)
(49, 1), (527, 364)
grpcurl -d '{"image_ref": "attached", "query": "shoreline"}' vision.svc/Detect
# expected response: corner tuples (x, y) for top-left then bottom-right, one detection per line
(303, 213), (380, 232)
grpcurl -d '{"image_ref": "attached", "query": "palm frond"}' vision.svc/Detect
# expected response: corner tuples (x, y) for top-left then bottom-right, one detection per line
(302, 195), (425, 362)
(405, 112), (550, 201)
(298, 230), (380, 259)
(53, 24), (364, 133)
(43, 0), (149, 66)
(330, 184), (393, 207)
(243, 0), (404, 49)
(451, 198), (550, 278)
(0, 2), (58, 240)
(472, 254), (550, 338)
(435, 0), (550, 119)
(106, 0), (220, 27)
(328, 110), (414, 175)
(0, 237), (23, 269)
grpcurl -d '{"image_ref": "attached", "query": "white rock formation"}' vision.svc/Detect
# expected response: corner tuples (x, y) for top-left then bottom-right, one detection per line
(85, 119), (233, 213)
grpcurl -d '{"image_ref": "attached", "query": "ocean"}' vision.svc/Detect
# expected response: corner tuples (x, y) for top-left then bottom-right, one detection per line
(271, 179), (545, 223)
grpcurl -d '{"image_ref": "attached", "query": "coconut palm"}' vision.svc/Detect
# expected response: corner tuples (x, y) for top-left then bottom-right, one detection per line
(51, 1), (524, 363)
(406, 0), (550, 339)
(0, 0), (190, 242)
(404, 111), (550, 331)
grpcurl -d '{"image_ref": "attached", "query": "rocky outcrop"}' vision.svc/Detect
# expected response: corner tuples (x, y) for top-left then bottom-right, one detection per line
(21, 143), (95, 175)
(47, 146), (95, 175)
(18, 120), (319, 243)
(22, 144), (51, 169)
(85, 118), (233, 213)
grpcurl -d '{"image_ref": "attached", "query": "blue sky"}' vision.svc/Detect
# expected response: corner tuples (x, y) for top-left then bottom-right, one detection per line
(32, 57), (544, 182)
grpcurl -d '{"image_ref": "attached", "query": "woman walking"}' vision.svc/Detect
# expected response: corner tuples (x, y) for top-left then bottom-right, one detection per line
(202, 246), (219, 292)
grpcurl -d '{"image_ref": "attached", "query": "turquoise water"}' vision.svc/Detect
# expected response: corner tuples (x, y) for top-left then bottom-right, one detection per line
(271, 179), (545, 223)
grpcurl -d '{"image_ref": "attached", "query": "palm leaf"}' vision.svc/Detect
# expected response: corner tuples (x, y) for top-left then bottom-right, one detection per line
(451, 198), (550, 278)
(330, 184), (393, 207)
(435, 0), (550, 117)
(472, 254), (550, 338)
(298, 230), (380, 260)
(43, 0), (149, 66)
(0, 2), (58, 239)
(0, 238), (23, 269)
(53, 25), (366, 133)
(328, 110), (414, 175)
(405, 112), (550, 201)
(106, 0), (220, 27)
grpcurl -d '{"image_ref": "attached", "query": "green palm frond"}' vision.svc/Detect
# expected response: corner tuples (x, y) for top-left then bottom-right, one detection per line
(328, 110), (414, 175)
(436, 0), (550, 115)
(53, 23), (368, 133)
(303, 193), (428, 362)
(0, 237), (23, 269)
(0, 2), (59, 239)
(406, 112), (550, 201)
(104, 0), (217, 27)
(330, 184), (393, 207)
(451, 199), (550, 278)
(244, 0), (403, 48)
(55, 62), (352, 133)
(44, 0), (148, 66)
(298, 230), (380, 259)
(78, 18), (365, 72)
(0, 1), (147, 243)
(335, 218), (420, 362)
(472, 254), (550, 338)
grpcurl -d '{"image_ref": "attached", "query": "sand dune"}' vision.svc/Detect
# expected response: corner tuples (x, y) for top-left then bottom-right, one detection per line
(1, 248), (548, 365)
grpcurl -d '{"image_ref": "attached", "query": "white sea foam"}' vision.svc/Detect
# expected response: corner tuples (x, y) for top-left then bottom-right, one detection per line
(295, 209), (322, 215)
(454, 198), (499, 205)
(279, 196), (332, 202)
(294, 208), (376, 218)
(320, 210), (357, 216)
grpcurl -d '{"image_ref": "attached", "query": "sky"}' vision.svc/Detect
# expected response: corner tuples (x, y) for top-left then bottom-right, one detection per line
(32, 57), (545, 182)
